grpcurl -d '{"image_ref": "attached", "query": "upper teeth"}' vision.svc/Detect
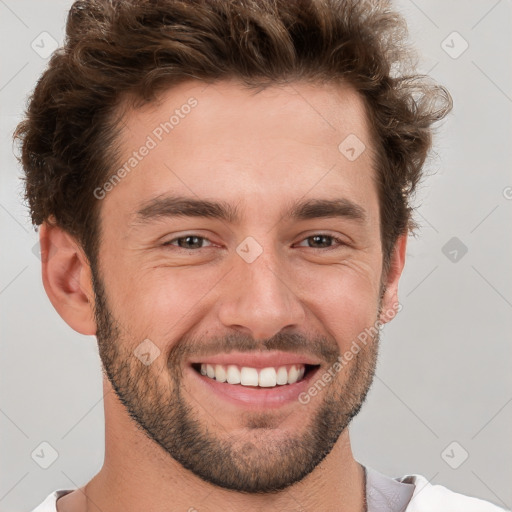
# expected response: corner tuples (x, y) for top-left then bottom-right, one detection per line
(200, 363), (306, 387)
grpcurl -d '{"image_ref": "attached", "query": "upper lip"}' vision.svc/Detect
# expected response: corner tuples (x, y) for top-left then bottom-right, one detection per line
(189, 351), (322, 369)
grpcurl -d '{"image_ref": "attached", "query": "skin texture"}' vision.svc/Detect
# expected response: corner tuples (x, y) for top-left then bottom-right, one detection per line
(40, 79), (407, 512)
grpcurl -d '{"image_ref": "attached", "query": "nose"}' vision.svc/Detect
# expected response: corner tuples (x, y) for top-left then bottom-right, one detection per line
(217, 246), (306, 341)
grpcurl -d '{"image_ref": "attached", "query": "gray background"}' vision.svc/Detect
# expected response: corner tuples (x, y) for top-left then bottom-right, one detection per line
(1, 1), (511, 510)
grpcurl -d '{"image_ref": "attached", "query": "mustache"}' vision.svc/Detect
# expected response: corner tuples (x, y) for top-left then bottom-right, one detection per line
(168, 330), (340, 367)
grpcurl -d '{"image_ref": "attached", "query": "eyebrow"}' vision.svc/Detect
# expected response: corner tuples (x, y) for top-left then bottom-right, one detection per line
(132, 194), (367, 226)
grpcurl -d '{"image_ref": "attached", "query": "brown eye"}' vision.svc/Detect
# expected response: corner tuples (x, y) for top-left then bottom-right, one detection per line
(297, 234), (345, 250)
(163, 235), (212, 250)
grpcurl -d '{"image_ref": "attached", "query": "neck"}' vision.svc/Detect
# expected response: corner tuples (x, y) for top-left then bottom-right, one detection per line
(58, 381), (367, 512)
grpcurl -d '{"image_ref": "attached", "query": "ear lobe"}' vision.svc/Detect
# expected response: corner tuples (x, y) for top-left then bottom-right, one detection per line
(39, 220), (97, 336)
(379, 233), (407, 325)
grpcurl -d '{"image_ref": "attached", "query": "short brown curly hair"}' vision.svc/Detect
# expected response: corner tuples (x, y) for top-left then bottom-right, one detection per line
(14, 0), (452, 273)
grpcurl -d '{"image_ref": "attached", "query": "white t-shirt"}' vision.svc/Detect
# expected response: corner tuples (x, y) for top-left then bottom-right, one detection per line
(30, 466), (509, 512)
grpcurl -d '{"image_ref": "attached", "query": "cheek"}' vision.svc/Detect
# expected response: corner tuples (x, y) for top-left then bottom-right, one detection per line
(301, 263), (381, 351)
(105, 260), (222, 344)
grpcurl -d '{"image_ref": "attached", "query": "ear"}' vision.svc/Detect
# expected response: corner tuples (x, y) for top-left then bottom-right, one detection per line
(39, 219), (97, 335)
(379, 233), (407, 325)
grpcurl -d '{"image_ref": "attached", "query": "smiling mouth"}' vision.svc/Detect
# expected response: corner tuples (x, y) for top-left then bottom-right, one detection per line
(191, 363), (319, 388)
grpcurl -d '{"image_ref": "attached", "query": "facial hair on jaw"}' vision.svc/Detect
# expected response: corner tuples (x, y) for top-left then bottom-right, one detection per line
(90, 264), (381, 493)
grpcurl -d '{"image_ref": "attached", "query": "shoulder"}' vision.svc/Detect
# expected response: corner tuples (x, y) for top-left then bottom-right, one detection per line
(30, 489), (75, 512)
(397, 474), (509, 512)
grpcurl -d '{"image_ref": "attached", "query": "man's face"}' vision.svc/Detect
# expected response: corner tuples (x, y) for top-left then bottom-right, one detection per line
(92, 80), (394, 492)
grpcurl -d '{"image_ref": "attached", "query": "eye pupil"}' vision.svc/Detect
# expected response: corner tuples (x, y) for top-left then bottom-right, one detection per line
(179, 235), (202, 249)
(310, 235), (331, 248)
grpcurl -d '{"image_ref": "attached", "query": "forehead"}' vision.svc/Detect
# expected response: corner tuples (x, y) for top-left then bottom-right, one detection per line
(135, 79), (371, 146)
(103, 79), (378, 226)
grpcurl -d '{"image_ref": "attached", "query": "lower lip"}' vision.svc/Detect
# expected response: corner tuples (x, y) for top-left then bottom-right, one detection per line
(187, 366), (320, 409)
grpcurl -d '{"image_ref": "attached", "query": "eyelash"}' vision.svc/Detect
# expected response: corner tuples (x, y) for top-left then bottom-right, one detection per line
(162, 234), (347, 251)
